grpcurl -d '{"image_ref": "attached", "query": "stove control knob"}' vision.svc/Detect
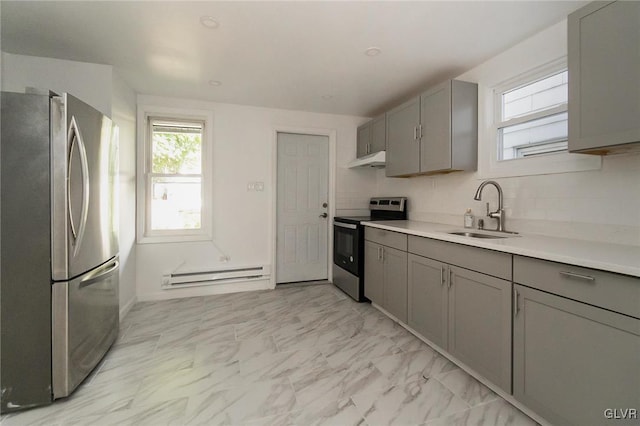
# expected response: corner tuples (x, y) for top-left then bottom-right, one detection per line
(349, 256), (353, 262)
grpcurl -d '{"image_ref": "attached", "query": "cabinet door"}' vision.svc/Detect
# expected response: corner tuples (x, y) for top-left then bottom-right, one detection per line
(568, 1), (640, 152)
(356, 122), (371, 158)
(407, 254), (447, 349)
(370, 114), (386, 153)
(382, 246), (408, 323)
(420, 81), (452, 173)
(514, 284), (640, 426)
(386, 97), (420, 177)
(448, 266), (512, 392)
(364, 241), (383, 305)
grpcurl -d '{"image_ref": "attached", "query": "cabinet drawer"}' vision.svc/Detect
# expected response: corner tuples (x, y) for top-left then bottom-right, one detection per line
(408, 236), (511, 280)
(365, 227), (407, 251)
(514, 256), (640, 319)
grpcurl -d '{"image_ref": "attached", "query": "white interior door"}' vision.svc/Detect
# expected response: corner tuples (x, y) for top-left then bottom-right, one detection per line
(276, 133), (329, 283)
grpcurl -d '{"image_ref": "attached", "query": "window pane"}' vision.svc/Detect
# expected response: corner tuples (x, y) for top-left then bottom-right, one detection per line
(502, 71), (568, 121)
(150, 176), (201, 230)
(499, 112), (567, 160)
(151, 121), (202, 174)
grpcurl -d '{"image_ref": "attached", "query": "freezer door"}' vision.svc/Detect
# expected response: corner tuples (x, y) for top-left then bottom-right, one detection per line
(52, 93), (119, 281)
(52, 257), (119, 398)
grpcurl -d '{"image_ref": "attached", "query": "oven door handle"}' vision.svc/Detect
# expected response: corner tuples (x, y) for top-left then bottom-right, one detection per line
(334, 222), (358, 230)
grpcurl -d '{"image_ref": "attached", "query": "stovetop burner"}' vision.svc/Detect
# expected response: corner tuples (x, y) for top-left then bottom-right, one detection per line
(333, 216), (371, 225)
(334, 197), (407, 224)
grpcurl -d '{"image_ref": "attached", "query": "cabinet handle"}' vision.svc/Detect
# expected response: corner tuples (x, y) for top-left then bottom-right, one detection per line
(514, 288), (520, 317)
(377, 246), (381, 260)
(559, 271), (595, 282)
(418, 124), (423, 140)
(413, 126), (418, 141)
(440, 266), (445, 286)
(381, 247), (385, 262)
(447, 268), (452, 289)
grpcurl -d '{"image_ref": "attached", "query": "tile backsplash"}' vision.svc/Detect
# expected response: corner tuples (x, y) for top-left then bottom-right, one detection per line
(375, 153), (640, 246)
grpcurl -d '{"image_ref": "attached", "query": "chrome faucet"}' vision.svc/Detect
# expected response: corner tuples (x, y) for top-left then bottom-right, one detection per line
(474, 180), (506, 232)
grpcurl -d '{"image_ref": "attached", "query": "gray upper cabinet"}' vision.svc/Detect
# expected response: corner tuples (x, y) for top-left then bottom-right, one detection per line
(568, 1), (640, 154)
(356, 114), (386, 159)
(370, 114), (386, 153)
(420, 80), (478, 174)
(356, 121), (372, 158)
(386, 80), (477, 177)
(386, 97), (421, 176)
(513, 284), (640, 426)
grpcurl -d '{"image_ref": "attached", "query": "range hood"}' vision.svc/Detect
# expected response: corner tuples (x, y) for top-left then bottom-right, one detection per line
(347, 151), (386, 168)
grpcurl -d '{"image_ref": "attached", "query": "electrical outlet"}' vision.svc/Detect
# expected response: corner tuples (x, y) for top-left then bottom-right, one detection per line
(255, 181), (264, 191)
(247, 182), (255, 191)
(219, 255), (231, 262)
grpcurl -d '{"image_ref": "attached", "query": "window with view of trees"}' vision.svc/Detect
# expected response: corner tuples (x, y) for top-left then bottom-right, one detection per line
(147, 118), (204, 233)
(496, 69), (568, 160)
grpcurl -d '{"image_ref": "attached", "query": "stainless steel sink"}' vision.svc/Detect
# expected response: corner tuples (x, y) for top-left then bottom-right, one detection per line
(448, 231), (508, 239)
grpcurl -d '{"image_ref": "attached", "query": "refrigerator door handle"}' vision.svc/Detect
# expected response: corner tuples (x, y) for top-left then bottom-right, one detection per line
(80, 259), (119, 287)
(67, 116), (90, 254)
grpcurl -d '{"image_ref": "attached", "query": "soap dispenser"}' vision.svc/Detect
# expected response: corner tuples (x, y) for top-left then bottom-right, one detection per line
(464, 208), (474, 228)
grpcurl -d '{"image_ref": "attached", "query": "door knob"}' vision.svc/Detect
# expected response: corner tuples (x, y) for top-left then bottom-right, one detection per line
(319, 213), (328, 218)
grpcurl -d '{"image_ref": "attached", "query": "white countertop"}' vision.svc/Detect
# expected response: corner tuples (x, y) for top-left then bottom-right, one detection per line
(362, 220), (640, 278)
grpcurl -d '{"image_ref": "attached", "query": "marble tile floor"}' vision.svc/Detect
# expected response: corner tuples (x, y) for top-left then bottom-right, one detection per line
(2, 283), (538, 426)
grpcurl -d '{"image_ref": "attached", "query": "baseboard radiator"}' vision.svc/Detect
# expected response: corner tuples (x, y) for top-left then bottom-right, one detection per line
(162, 265), (270, 289)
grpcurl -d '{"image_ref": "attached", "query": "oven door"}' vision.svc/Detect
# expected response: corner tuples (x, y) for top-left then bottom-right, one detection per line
(333, 221), (360, 276)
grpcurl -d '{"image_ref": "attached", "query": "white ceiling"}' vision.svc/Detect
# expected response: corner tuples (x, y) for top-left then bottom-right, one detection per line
(1, 1), (587, 117)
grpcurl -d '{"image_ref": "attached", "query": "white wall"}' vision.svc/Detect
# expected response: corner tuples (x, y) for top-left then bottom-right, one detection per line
(1, 52), (112, 116)
(1, 53), (139, 314)
(112, 71), (138, 317)
(136, 95), (374, 300)
(376, 21), (640, 246)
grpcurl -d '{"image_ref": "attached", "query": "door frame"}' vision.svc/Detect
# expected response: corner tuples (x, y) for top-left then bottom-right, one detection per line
(271, 126), (337, 287)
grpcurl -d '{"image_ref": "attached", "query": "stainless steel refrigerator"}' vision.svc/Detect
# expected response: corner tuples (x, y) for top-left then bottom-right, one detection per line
(1, 91), (120, 413)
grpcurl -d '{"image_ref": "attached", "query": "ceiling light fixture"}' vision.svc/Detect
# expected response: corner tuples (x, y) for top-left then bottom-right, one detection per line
(208, 80), (222, 86)
(200, 16), (220, 29)
(364, 47), (382, 57)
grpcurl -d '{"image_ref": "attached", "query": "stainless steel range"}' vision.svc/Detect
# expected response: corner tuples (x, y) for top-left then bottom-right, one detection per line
(333, 197), (407, 302)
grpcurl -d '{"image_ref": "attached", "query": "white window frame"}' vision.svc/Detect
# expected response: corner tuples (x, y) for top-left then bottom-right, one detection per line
(136, 105), (213, 244)
(479, 57), (601, 178)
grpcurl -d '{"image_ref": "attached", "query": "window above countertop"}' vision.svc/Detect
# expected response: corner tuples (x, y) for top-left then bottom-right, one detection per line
(478, 58), (601, 179)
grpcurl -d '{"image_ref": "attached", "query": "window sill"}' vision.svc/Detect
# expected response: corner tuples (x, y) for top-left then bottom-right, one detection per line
(137, 233), (212, 245)
(479, 151), (602, 179)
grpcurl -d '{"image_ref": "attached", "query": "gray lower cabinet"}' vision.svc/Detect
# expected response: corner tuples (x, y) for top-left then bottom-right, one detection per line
(407, 235), (513, 392)
(364, 228), (408, 323)
(408, 254), (448, 349)
(364, 240), (384, 305)
(447, 265), (511, 393)
(513, 284), (640, 426)
(568, 1), (640, 154)
(382, 246), (408, 323)
(408, 252), (512, 392)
